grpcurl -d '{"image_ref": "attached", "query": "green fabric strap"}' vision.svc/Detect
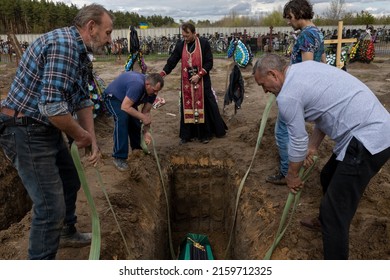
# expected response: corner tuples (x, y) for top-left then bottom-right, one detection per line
(263, 156), (318, 260)
(140, 125), (150, 155)
(140, 125), (176, 259)
(70, 143), (101, 260)
(94, 167), (132, 258)
(224, 94), (276, 259)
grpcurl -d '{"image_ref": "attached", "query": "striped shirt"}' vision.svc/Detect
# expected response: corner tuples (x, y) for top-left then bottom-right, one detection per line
(2, 26), (93, 125)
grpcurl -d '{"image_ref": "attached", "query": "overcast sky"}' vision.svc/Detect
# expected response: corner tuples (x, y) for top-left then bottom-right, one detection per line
(53, 1), (390, 22)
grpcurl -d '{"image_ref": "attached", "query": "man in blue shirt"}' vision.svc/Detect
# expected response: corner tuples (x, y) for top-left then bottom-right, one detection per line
(0, 4), (113, 259)
(103, 72), (164, 171)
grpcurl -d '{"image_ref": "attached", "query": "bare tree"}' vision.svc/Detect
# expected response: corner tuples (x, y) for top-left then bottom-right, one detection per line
(324, 0), (345, 21)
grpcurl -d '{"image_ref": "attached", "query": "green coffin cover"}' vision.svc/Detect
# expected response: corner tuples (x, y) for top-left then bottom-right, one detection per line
(178, 233), (214, 260)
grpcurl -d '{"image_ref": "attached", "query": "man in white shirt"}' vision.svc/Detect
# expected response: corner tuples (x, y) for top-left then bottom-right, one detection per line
(253, 53), (390, 259)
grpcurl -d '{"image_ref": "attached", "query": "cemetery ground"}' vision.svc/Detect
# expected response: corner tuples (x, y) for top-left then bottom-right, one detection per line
(0, 55), (389, 260)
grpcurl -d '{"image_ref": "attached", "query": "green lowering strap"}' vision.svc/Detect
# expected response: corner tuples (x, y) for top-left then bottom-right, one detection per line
(263, 156), (318, 260)
(140, 125), (151, 155)
(178, 233), (215, 260)
(94, 167), (132, 258)
(140, 125), (176, 259)
(70, 143), (101, 260)
(224, 94), (276, 259)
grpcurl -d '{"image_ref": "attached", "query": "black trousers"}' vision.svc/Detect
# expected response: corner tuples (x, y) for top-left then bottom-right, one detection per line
(319, 137), (390, 259)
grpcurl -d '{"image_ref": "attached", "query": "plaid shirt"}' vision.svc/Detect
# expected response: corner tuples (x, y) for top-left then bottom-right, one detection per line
(3, 26), (93, 125)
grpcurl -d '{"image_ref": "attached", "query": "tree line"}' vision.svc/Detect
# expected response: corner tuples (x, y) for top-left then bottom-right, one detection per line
(0, 0), (176, 34)
(1, 0), (390, 35)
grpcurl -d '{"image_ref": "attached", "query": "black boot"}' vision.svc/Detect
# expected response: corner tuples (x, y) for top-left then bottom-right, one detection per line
(59, 224), (92, 248)
(265, 172), (287, 185)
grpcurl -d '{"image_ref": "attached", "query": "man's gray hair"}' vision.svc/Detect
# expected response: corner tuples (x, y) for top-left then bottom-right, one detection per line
(73, 3), (114, 28)
(252, 54), (288, 75)
(146, 73), (164, 88)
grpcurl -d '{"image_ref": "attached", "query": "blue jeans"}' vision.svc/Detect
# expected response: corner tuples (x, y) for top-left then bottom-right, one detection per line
(0, 114), (80, 259)
(104, 96), (141, 159)
(274, 113), (289, 176)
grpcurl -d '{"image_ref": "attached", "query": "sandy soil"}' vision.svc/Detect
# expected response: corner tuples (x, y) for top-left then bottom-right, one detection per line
(0, 55), (389, 260)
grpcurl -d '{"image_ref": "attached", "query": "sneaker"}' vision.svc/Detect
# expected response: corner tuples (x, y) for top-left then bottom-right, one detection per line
(113, 158), (128, 171)
(59, 224), (92, 248)
(266, 172), (287, 185)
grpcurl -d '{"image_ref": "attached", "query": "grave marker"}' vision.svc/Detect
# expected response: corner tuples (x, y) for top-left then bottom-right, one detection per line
(324, 21), (357, 68)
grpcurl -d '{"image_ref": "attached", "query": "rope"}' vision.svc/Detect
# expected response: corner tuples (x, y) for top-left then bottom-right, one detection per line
(224, 94), (276, 259)
(263, 156), (318, 260)
(70, 121), (175, 260)
(94, 167), (132, 258)
(141, 125), (176, 259)
(70, 143), (101, 260)
(71, 144), (133, 259)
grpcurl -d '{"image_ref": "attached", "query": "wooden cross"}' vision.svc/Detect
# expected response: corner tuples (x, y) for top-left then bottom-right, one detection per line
(324, 21), (357, 68)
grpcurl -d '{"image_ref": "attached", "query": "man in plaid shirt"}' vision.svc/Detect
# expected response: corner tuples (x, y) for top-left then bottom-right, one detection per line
(0, 4), (113, 259)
